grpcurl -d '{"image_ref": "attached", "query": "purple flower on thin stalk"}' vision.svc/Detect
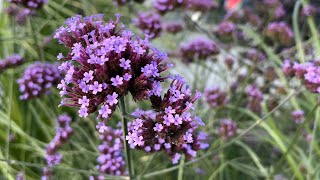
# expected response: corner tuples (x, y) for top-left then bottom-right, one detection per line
(214, 21), (236, 41)
(301, 4), (317, 17)
(126, 77), (209, 164)
(218, 119), (237, 140)
(153, 0), (184, 14)
(54, 14), (171, 132)
(245, 85), (263, 114)
(291, 110), (304, 124)
(133, 12), (162, 39)
(165, 22), (184, 34)
(281, 59), (295, 76)
(265, 21), (293, 45)
(184, 0), (218, 12)
(0, 54), (24, 74)
(246, 49), (266, 63)
(42, 114), (73, 179)
(180, 37), (219, 63)
(114, 0), (144, 6)
(17, 62), (61, 100)
(204, 87), (228, 108)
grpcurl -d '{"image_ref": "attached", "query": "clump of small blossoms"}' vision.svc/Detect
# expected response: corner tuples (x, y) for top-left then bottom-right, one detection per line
(291, 110), (304, 124)
(0, 54), (24, 74)
(54, 14), (172, 133)
(180, 37), (219, 63)
(42, 114), (73, 179)
(301, 4), (317, 17)
(93, 124), (125, 179)
(126, 77), (209, 164)
(184, 0), (218, 12)
(265, 22), (293, 45)
(246, 49), (266, 63)
(261, 0), (285, 19)
(153, 0), (184, 14)
(7, 0), (47, 25)
(133, 12), (162, 39)
(165, 22), (184, 34)
(204, 87), (228, 108)
(245, 85), (263, 114)
(17, 62), (61, 100)
(218, 119), (237, 140)
(214, 21), (236, 41)
(114, 0), (144, 6)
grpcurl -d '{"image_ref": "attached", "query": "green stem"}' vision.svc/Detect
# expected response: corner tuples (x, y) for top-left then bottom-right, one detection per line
(292, 0), (305, 62)
(119, 97), (134, 179)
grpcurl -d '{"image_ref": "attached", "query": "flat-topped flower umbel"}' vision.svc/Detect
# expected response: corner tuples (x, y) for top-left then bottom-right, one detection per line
(54, 14), (171, 132)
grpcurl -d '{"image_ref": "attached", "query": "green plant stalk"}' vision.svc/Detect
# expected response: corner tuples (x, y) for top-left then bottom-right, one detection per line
(292, 0), (305, 63)
(178, 154), (185, 180)
(119, 97), (134, 179)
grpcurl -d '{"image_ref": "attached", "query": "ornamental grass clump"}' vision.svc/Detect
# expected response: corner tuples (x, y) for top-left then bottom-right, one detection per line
(126, 76), (208, 164)
(54, 14), (172, 132)
(17, 62), (61, 100)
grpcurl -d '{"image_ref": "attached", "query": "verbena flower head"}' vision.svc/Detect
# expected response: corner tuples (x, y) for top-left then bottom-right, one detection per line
(184, 0), (218, 12)
(265, 22), (293, 45)
(291, 110), (304, 124)
(114, 0), (144, 6)
(180, 37), (219, 63)
(204, 87), (228, 108)
(165, 22), (184, 34)
(218, 119), (237, 140)
(214, 21), (236, 41)
(153, 0), (184, 14)
(43, 114), (73, 179)
(95, 124), (125, 177)
(126, 76), (208, 164)
(281, 59), (295, 76)
(245, 85), (263, 114)
(54, 14), (171, 132)
(133, 12), (162, 39)
(301, 4), (317, 17)
(246, 49), (266, 63)
(0, 54), (24, 74)
(17, 62), (61, 100)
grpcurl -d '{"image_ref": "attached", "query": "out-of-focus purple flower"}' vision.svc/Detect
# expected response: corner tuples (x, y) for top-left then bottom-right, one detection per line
(224, 57), (235, 69)
(214, 21), (236, 41)
(204, 87), (228, 108)
(42, 114), (73, 179)
(195, 168), (206, 175)
(153, 0), (184, 14)
(281, 59), (295, 76)
(184, 0), (218, 12)
(265, 22), (293, 45)
(246, 49), (266, 63)
(302, 4), (317, 17)
(17, 62), (61, 100)
(180, 37), (219, 63)
(261, 0), (285, 19)
(54, 14), (171, 131)
(94, 125), (126, 177)
(134, 12), (162, 39)
(114, 0), (144, 6)
(291, 110), (304, 124)
(245, 85), (263, 114)
(126, 77), (209, 164)
(0, 54), (24, 73)
(218, 119), (237, 140)
(16, 172), (25, 180)
(165, 22), (184, 34)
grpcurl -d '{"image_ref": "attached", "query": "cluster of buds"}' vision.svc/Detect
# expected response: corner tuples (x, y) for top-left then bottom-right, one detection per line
(184, 0), (218, 12)
(114, 0), (144, 6)
(54, 14), (172, 132)
(261, 0), (285, 19)
(180, 37), (219, 63)
(265, 22), (293, 45)
(204, 87), (228, 108)
(0, 54), (24, 73)
(133, 12), (162, 39)
(301, 4), (317, 17)
(42, 114), (73, 179)
(246, 49), (266, 63)
(291, 110), (304, 124)
(126, 77), (208, 164)
(165, 22), (184, 34)
(17, 62), (61, 100)
(282, 60), (320, 93)
(213, 21), (236, 41)
(93, 124), (126, 178)
(245, 85), (263, 114)
(218, 119), (237, 140)
(153, 0), (184, 14)
(7, 0), (47, 25)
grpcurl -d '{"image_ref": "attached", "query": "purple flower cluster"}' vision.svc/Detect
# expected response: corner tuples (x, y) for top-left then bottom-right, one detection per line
(0, 54), (24, 73)
(94, 125), (125, 178)
(184, 0), (218, 12)
(218, 119), (237, 140)
(246, 49), (266, 63)
(153, 0), (184, 14)
(261, 0), (285, 19)
(7, 0), (47, 24)
(126, 77), (208, 164)
(114, 0), (144, 6)
(265, 22), (293, 45)
(245, 85), (263, 114)
(54, 14), (171, 132)
(17, 62), (61, 100)
(291, 110), (304, 124)
(204, 87), (228, 108)
(301, 4), (317, 17)
(180, 37), (219, 63)
(42, 114), (73, 179)
(133, 12), (162, 39)
(165, 22), (184, 34)
(214, 21), (236, 41)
